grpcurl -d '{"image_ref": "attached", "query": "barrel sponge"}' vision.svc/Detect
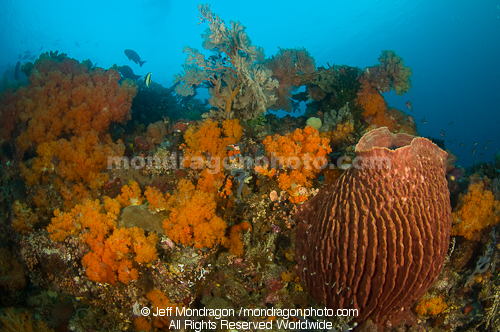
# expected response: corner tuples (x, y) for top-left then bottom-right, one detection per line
(294, 127), (451, 324)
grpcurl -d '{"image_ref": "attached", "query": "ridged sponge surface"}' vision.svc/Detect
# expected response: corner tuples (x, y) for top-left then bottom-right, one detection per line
(295, 127), (451, 323)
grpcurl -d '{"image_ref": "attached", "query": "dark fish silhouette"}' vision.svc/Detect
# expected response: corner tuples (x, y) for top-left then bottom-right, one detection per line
(119, 65), (141, 81)
(14, 61), (21, 80)
(124, 49), (146, 67)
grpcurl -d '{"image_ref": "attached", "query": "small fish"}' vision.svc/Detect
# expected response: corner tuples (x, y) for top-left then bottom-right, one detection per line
(488, 140), (491, 144)
(144, 72), (152, 87)
(460, 143), (464, 146)
(474, 142), (478, 145)
(22, 54), (30, 60)
(406, 101), (412, 111)
(440, 130), (445, 138)
(38, 46), (43, 52)
(480, 154), (484, 157)
(472, 148), (476, 155)
(421, 117), (427, 123)
(124, 49), (146, 67)
(408, 115), (415, 125)
(448, 121), (453, 125)
(75, 41), (80, 47)
(14, 61), (21, 80)
(483, 146), (487, 149)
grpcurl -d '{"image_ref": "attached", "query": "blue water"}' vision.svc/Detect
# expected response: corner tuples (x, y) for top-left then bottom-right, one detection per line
(1, 0), (499, 167)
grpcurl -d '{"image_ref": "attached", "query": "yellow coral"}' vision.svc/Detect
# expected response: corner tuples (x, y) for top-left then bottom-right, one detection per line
(415, 296), (447, 316)
(451, 181), (500, 240)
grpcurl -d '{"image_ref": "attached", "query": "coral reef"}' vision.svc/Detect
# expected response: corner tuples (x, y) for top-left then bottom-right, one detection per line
(295, 127), (451, 324)
(0, 17), (497, 331)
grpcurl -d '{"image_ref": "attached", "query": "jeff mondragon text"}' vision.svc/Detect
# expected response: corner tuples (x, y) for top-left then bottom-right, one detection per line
(151, 306), (358, 319)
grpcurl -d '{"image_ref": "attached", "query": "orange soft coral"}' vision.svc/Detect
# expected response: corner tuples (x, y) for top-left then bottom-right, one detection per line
(258, 126), (331, 203)
(117, 181), (144, 207)
(225, 222), (251, 257)
(163, 179), (227, 249)
(20, 130), (125, 206)
(182, 118), (243, 195)
(48, 197), (158, 285)
(146, 289), (176, 329)
(144, 186), (169, 212)
(356, 80), (398, 132)
(183, 118), (243, 168)
(12, 201), (38, 234)
(0, 307), (54, 332)
(48, 198), (117, 243)
(451, 181), (500, 240)
(12, 56), (137, 152)
(415, 296), (447, 316)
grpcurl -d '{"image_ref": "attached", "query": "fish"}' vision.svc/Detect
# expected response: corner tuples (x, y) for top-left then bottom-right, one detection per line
(474, 142), (478, 145)
(144, 72), (152, 87)
(38, 46), (43, 52)
(484, 146), (487, 149)
(488, 140), (491, 144)
(472, 148), (476, 155)
(124, 49), (146, 67)
(460, 143), (464, 146)
(75, 41), (80, 47)
(421, 117), (427, 123)
(440, 130), (445, 138)
(448, 121), (453, 125)
(408, 115), (415, 125)
(406, 101), (412, 111)
(480, 154), (484, 157)
(119, 65), (141, 81)
(14, 61), (21, 80)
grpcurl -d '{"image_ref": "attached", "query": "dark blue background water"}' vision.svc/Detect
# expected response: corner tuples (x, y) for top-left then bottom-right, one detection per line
(2, 0), (499, 167)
